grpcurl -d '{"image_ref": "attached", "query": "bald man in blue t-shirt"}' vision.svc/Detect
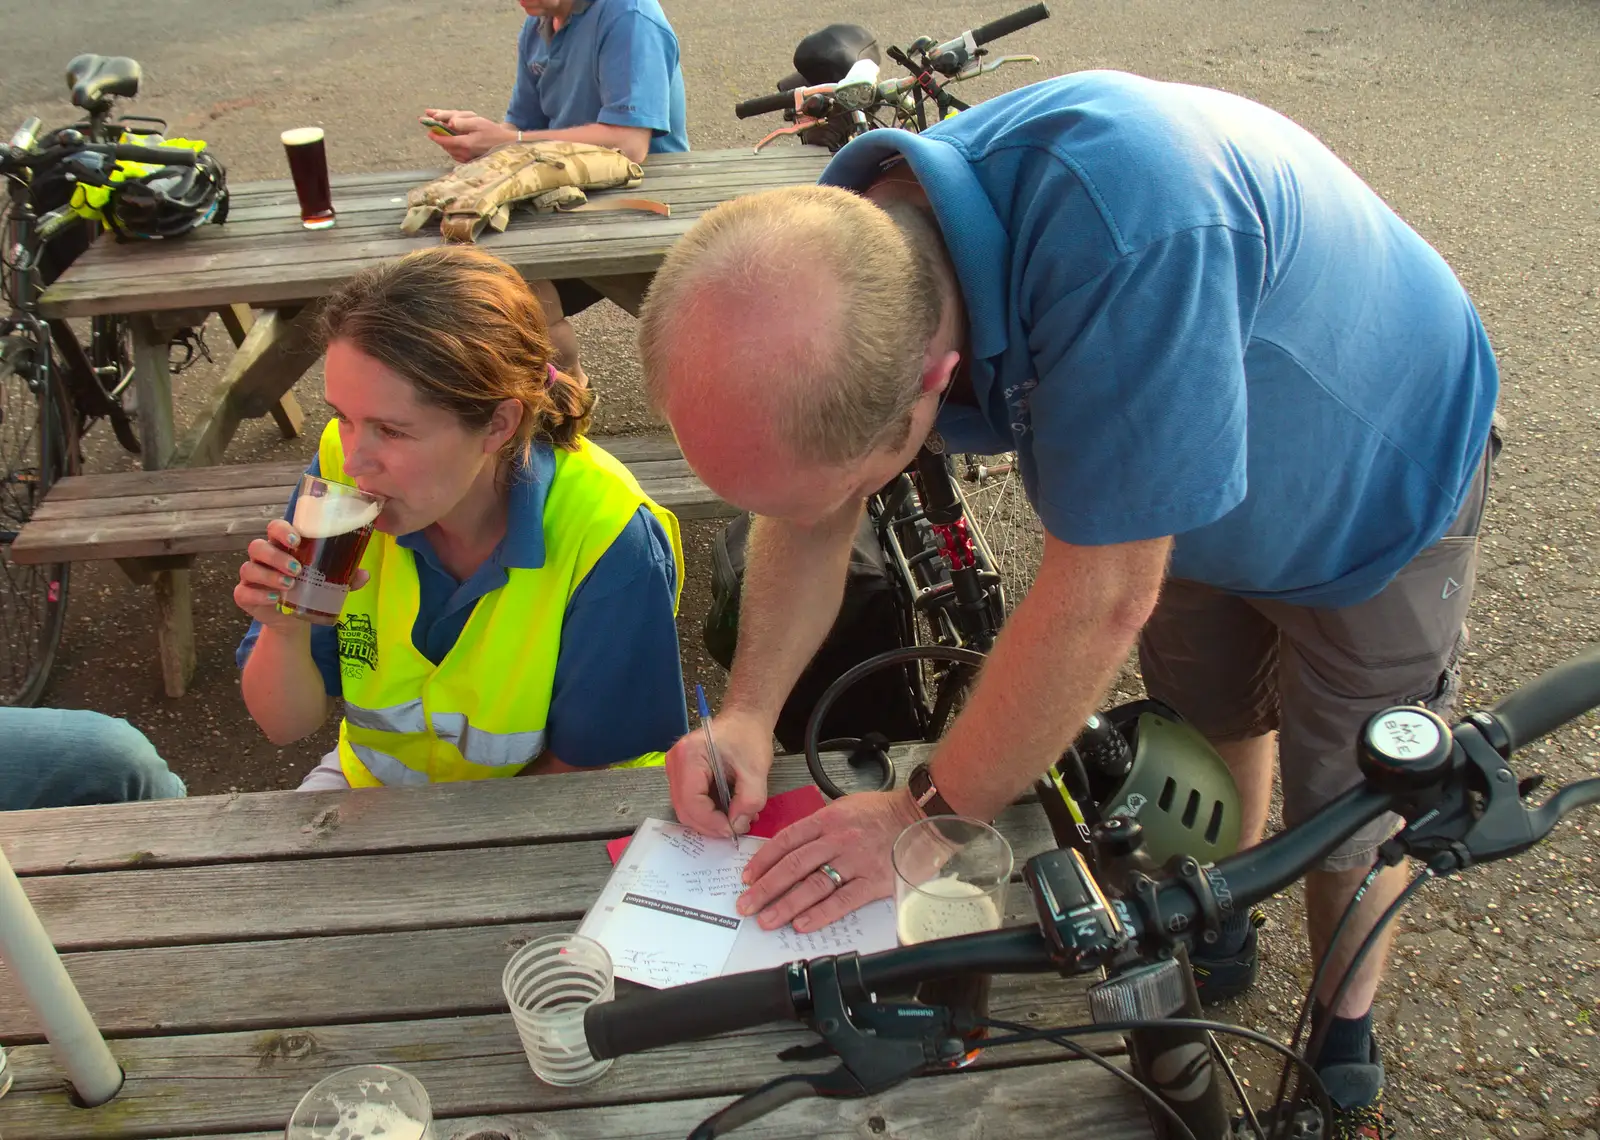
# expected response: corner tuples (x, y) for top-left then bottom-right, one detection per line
(637, 72), (1500, 1133)
(422, 0), (688, 386)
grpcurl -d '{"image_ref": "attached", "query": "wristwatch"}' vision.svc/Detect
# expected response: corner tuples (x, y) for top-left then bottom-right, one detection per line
(907, 762), (956, 818)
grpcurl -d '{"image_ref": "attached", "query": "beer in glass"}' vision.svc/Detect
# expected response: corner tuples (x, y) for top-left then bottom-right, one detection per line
(280, 127), (335, 229)
(892, 815), (1013, 1066)
(278, 475), (382, 625)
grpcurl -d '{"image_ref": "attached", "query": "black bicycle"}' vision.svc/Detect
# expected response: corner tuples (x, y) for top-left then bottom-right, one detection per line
(586, 644), (1600, 1140)
(1, 54), (213, 705)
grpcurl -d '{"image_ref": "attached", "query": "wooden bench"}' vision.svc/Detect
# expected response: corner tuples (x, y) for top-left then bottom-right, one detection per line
(9, 433), (733, 698)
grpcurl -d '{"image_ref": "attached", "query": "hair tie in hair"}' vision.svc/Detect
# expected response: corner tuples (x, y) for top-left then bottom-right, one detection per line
(547, 362), (558, 387)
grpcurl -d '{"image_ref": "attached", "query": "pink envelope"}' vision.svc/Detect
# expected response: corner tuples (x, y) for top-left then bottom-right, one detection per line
(606, 784), (829, 863)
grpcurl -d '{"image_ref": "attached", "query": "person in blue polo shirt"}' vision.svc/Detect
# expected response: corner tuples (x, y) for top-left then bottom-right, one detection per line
(421, 0), (689, 388)
(235, 245), (687, 788)
(636, 72), (1500, 1134)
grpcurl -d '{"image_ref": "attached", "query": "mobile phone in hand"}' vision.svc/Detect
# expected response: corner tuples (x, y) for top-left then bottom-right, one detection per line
(420, 116), (458, 136)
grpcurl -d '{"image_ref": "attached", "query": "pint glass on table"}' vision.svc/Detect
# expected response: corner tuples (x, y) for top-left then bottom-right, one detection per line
(278, 476), (381, 625)
(280, 127), (335, 229)
(892, 815), (1014, 1066)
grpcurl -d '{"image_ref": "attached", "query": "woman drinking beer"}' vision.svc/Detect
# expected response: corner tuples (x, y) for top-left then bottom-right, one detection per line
(233, 245), (688, 788)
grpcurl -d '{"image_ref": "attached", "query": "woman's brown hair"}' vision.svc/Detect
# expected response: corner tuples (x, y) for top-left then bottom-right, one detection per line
(319, 245), (594, 461)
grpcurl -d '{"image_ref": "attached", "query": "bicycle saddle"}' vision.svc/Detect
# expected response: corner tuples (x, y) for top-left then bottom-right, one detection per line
(66, 54), (142, 112)
(784, 24), (881, 87)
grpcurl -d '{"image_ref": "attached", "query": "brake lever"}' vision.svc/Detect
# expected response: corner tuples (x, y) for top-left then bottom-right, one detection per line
(955, 53), (1041, 82)
(686, 955), (968, 1138)
(753, 117), (824, 153)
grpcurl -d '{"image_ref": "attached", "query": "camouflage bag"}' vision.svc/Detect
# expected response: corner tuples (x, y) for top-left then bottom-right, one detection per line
(400, 140), (668, 243)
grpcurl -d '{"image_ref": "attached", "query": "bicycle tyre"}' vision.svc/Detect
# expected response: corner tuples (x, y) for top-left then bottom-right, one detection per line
(0, 331), (74, 706)
(89, 313), (141, 453)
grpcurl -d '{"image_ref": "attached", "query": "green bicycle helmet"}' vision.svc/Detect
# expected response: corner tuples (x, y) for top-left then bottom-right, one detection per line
(1039, 702), (1243, 868)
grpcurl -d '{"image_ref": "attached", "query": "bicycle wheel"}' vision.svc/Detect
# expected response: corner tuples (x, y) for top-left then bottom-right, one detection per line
(0, 329), (72, 706)
(952, 451), (1044, 615)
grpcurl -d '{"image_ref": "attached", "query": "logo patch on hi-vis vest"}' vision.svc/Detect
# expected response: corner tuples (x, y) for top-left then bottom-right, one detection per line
(337, 614), (379, 676)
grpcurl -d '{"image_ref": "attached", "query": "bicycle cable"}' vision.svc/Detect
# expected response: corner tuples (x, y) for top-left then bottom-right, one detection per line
(1272, 867), (1437, 1138)
(982, 1016), (1199, 1140)
(1262, 858), (1386, 1128)
(986, 1016), (1335, 1135)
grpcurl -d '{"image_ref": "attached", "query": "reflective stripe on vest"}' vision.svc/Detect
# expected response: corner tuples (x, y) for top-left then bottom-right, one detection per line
(319, 421), (684, 786)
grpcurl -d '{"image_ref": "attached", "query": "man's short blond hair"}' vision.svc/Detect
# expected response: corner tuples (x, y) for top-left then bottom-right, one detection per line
(639, 184), (943, 464)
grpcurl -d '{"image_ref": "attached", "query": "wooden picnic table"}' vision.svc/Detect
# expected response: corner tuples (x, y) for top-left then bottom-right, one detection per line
(37, 147), (831, 472)
(0, 747), (1152, 1140)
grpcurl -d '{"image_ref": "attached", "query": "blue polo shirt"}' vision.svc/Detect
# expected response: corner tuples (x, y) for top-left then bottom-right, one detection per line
(236, 444), (688, 769)
(822, 72), (1499, 608)
(506, 0), (688, 154)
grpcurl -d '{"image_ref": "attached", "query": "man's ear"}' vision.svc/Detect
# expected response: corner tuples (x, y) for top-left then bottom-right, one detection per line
(922, 348), (960, 396)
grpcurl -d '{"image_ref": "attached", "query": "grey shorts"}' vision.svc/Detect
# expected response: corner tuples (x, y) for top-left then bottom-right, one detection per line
(1139, 440), (1495, 871)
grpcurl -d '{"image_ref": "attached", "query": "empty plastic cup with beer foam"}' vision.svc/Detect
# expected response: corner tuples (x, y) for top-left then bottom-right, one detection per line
(278, 475), (382, 626)
(284, 1064), (431, 1140)
(502, 934), (615, 1087)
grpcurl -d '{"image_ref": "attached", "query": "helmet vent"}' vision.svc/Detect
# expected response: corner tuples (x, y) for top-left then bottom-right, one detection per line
(1158, 777), (1177, 812)
(1181, 789), (1202, 829)
(1205, 802), (1225, 845)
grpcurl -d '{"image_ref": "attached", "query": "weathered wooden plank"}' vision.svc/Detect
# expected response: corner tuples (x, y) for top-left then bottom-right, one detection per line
(18, 812), (1058, 950)
(206, 149), (827, 209)
(0, 899), (1070, 1039)
(218, 302), (255, 346)
(0, 744), (940, 873)
(129, 317), (174, 470)
(152, 568), (195, 698)
(590, 432), (680, 463)
(267, 389), (306, 439)
(142, 1062), (1150, 1140)
(40, 235), (695, 317)
(0, 986), (1122, 1140)
(214, 164), (832, 229)
(172, 307), (324, 469)
(11, 456), (721, 562)
(33, 482), (297, 521)
(40, 461), (308, 502)
(7, 500), (284, 562)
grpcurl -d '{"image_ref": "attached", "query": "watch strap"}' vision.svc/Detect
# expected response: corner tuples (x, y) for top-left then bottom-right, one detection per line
(907, 762), (955, 817)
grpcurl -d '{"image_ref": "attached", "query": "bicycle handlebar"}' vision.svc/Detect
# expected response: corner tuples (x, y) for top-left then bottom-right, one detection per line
(1489, 642), (1600, 752)
(971, 3), (1052, 48)
(584, 784), (1396, 1059)
(586, 643), (1600, 1064)
(734, 90), (798, 120)
(1, 137), (200, 176)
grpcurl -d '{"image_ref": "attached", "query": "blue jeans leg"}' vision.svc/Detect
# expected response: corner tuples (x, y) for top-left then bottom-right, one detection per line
(0, 708), (186, 810)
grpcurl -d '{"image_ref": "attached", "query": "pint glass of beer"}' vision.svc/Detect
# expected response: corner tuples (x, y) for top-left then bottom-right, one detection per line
(892, 815), (1013, 1066)
(280, 127), (336, 229)
(278, 476), (382, 625)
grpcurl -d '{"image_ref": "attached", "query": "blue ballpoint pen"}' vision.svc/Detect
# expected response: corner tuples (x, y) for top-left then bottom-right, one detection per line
(694, 683), (734, 825)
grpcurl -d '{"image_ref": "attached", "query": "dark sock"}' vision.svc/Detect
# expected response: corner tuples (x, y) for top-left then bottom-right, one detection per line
(1311, 1003), (1373, 1068)
(1205, 908), (1254, 957)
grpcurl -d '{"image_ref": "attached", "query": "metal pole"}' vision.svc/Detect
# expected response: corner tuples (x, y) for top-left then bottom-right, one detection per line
(0, 845), (122, 1106)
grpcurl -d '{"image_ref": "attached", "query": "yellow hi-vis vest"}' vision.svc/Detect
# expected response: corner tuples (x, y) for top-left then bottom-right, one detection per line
(320, 423), (684, 787)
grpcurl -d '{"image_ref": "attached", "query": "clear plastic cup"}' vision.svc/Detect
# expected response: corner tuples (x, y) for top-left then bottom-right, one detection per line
(501, 934), (615, 1087)
(285, 1064), (431, 1140)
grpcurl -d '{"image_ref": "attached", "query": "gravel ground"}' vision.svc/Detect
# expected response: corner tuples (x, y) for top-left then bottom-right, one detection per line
(3, 0), (1596, 1134)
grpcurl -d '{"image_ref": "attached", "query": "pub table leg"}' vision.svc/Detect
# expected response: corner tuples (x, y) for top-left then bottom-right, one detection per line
(130, 315), (176, 471)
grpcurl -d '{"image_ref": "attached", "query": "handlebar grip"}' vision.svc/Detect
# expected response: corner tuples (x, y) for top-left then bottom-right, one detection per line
(734, 90), (796, 120)
(971, 3), (1051, 47)
(582, 966), (800, 1060)
(1488, 643), (1600, 753)
(112, 144), (199, 166)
